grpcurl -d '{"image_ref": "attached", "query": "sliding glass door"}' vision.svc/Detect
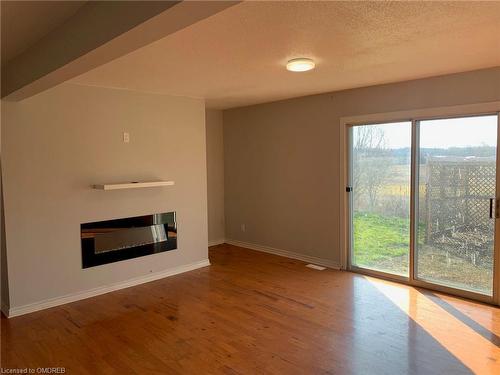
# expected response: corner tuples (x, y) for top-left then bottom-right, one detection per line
(348, 113), (499, 300)
(415, 115), (498, 296)
(351, 122), (411, 277)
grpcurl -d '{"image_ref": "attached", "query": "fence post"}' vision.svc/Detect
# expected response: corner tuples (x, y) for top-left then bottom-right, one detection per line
(425, 160), (432, 244)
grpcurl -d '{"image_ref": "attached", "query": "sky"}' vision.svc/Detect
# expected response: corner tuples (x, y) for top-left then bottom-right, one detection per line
(357, 115), (498, 149)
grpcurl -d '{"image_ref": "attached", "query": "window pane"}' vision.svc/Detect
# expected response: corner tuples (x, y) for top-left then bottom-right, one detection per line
(416, 115), (497, 295)
(351, 122), (411, 276)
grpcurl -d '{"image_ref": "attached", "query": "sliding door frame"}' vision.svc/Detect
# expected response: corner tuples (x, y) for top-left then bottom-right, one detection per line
(346, 120), (413, 283)
(339, 101), (500, 305)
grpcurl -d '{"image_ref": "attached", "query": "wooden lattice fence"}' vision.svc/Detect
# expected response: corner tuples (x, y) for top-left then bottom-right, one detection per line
(424, 156), (496, 264)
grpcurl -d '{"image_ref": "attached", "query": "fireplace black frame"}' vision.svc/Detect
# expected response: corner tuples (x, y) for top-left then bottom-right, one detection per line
(81, 212), (177, 268)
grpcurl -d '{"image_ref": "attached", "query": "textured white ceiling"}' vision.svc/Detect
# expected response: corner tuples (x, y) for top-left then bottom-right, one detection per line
(71, 1), (500, 109)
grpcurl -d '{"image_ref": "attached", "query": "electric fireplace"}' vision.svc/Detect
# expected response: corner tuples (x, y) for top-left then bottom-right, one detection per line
(81, 212), (177, 268)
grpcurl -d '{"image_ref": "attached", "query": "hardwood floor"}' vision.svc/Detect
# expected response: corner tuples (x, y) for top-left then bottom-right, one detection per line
(2, 244), (500, 374)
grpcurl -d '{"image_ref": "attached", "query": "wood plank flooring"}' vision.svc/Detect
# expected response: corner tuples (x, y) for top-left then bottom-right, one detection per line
(2, 244), (500, 374)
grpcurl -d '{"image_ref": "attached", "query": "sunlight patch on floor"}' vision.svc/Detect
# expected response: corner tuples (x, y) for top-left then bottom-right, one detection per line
(364, 276), (500, 374)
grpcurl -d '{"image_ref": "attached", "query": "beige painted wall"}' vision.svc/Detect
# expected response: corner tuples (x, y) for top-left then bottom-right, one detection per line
(224, 67), (500, 265)
(1, 83), (208, 309)
(0, 116), (8, 312)
(206, 109), (225, 244)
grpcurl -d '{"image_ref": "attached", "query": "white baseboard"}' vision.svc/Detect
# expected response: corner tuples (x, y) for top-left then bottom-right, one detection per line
(7, 259), (210, 318)
(208, 238), (225, 247)
(225, 239), (341, 270)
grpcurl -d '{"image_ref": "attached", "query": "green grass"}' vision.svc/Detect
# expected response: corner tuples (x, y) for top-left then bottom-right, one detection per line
(352, 213), (409, 266)
(352, 214), (491, 293)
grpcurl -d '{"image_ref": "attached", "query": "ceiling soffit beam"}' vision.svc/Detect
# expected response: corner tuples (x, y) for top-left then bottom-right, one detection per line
(2, 1), (240, 101)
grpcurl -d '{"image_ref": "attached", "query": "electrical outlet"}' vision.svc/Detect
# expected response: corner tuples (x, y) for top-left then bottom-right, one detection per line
(123, 132), (130, 143)
(240, 224), (246, 232)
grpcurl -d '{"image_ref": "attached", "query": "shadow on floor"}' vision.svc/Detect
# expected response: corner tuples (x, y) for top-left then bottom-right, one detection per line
(418, 289), (500, 347)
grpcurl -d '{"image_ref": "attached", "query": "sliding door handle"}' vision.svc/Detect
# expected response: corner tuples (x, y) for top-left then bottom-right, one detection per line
(489, 198), (500, 219)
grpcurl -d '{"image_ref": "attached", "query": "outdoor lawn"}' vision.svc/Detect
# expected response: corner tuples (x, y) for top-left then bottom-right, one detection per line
(352, 213), (493, 294)
(352, 213), (409, 275)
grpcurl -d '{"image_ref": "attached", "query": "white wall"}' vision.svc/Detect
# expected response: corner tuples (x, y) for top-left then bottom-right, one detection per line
(205, 109), (225, 245)
(1, 83), (208, 311)
(223, 67), (500, 266)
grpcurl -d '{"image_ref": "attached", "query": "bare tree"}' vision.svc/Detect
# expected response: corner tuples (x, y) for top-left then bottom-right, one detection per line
(352, 126), (391, 211)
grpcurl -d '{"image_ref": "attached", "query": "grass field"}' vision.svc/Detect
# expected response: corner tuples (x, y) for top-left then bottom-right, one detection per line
(352, 213), (409, 264)
(352, 213), (492, 293)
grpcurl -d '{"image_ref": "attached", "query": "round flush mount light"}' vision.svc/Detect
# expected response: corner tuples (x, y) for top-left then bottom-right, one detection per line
(286, 58), (315, 72)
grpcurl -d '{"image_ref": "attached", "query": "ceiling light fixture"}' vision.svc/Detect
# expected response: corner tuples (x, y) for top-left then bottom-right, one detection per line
(286, 58), (315, 72)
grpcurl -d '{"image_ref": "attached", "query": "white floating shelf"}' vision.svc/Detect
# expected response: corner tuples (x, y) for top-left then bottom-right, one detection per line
(93, 180), (175, 191)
